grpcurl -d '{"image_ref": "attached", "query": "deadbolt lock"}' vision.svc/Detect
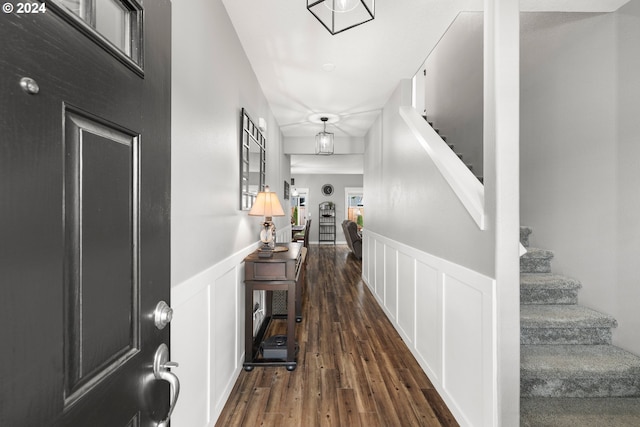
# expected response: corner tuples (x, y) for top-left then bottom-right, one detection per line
(154, 301), (173, 330)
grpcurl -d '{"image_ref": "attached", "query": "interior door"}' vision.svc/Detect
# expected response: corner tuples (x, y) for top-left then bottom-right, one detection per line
(0, 0), (173, 426)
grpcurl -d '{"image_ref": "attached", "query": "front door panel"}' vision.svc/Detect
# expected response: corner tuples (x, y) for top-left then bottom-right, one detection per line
(0, 1), (172, 426)
(64, 110), (140, 408)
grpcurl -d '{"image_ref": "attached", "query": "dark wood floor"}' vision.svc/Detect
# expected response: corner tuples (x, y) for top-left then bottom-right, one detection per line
(216, 244), (459, 427)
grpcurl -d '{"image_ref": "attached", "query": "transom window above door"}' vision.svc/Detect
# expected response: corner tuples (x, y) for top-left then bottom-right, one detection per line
(52, 0), (143, 71)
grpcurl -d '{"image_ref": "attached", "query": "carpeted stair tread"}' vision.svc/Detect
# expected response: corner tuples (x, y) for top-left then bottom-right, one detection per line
(521, 305), (617, 329)
(521, 397), (640, 427)
(520, 273), (581, 290)
(521, 247), (554, 273)
(521, 273), (582, 305)
(521, 247), (554, 259)
(521, 345), (640, 379)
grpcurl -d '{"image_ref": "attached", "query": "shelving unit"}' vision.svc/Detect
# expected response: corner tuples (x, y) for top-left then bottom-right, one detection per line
(318, 202), (336, 244)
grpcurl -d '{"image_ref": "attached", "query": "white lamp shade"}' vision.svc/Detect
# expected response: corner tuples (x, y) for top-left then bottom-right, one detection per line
(248, 187), (285, 217)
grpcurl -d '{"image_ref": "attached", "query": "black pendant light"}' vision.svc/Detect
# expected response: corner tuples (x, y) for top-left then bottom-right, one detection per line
(315, 117), (334, 155)
(307, 0), (375, 36)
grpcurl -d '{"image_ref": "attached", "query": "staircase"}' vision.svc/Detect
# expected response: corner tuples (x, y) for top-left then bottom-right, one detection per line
(422, 115), (483, 183)
(520, 226), (640, 425)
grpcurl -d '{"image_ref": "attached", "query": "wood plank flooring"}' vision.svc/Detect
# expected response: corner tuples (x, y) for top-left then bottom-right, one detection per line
(216, 244), (459, 427)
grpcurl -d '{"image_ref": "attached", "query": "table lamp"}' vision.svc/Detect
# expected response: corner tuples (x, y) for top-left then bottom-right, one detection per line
(248, 185), (286, 257)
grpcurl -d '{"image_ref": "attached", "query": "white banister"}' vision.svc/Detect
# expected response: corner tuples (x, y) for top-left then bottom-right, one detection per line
(399, 105), (486, 230)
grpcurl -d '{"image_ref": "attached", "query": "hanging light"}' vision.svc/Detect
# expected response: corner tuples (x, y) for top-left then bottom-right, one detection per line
(315, 117), (334, 155)
(324, 0), (359, 12)
(307, 0), (375, 36)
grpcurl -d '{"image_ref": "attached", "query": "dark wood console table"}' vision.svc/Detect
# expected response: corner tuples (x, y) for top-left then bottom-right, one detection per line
(243, 242), (306, 371)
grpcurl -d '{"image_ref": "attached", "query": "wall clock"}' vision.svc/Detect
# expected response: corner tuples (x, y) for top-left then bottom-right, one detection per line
(321, 184), (334, 196)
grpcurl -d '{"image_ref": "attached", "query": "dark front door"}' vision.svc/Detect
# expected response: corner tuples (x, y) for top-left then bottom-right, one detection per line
(0, 0), (173, 426)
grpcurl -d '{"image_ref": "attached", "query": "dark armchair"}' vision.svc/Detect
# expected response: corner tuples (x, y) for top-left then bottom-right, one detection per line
(341, 220), (362, 259)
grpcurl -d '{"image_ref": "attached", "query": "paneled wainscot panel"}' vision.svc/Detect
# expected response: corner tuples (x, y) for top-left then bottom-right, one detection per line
(385, 247), (398, 320)
(397, 251), (416, 343)
(362, 230), (496, 427)
(374, 239), (385, 300)
(415, 260), (441, 381)
(172, 242), (259, 426)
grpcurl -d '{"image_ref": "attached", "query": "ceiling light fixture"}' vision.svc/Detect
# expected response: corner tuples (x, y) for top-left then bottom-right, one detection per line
(307, 0), (375, 36)
(315, 117), (334, 155)
(324, 0), (359, 12)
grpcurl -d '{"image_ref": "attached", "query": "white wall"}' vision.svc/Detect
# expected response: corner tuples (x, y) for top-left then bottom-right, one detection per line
(363, 1), (521, 424)
(170, 0), (291, 424)
(171, 0), (289, 287)
(290, 174), (363, 243)
(423, 12), (484, 178)
(363, 80), (501, 426)
(365, 80), (495, 277)
(520, 3), (640, 355)
(615, 0), (640, 355)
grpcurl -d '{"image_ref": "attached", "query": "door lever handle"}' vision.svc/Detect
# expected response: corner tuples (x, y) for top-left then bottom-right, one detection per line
(153, 344), (180, 427)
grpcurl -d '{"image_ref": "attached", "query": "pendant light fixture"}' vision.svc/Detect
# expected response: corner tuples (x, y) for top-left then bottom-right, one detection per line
(324, 0), (359, 12)
(315, 117), (334, 155)
(307, 0), (375, 36)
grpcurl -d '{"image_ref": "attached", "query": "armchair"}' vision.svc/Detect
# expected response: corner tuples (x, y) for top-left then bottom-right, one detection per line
(341, 220), (362, 259)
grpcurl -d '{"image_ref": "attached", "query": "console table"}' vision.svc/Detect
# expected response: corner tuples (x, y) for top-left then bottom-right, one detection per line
(243, 242), (306, 371)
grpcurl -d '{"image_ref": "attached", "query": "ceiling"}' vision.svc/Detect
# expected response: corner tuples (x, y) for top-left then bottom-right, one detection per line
(221, 0), (484, 139)
(221, 0), (629, 174)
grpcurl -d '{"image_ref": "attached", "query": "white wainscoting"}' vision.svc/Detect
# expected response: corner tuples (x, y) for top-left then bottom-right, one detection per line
(170, 228), (292, 426)
(362, 230), (497, 427)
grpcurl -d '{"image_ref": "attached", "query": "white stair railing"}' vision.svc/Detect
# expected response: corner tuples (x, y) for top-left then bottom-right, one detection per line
(399, 106), (486, 230)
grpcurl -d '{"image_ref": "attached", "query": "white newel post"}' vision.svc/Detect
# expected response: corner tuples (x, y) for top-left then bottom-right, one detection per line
(484, 0), (521, 425)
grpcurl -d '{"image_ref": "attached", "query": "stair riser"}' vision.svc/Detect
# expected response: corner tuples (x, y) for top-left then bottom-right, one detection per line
(520, 227), (532, 247)
(521, 378), (640, 398)
(521, 258), (553, 273)
(521, 289), (578, 305)
(521, 327), (612, 345)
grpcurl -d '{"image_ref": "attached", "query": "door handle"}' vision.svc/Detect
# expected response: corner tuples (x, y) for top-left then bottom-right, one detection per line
(153, 343), (180, 427)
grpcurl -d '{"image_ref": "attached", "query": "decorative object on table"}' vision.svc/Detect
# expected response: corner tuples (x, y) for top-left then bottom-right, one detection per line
(307, 0), (375, 36)
(315, 117), (334, 155)
(321, 183), (334, 196)
(248, 185), (286, 257)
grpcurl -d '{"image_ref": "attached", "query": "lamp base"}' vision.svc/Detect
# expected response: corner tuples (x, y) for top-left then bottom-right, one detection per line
(257, 245), (274, 258)
(257, 245), (288, 258)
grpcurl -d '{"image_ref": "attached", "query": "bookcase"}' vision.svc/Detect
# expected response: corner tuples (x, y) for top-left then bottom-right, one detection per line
(318, 202), (336, 244)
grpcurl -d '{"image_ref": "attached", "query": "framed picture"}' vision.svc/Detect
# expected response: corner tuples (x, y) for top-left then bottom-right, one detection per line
(284, 180), (290, 200)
